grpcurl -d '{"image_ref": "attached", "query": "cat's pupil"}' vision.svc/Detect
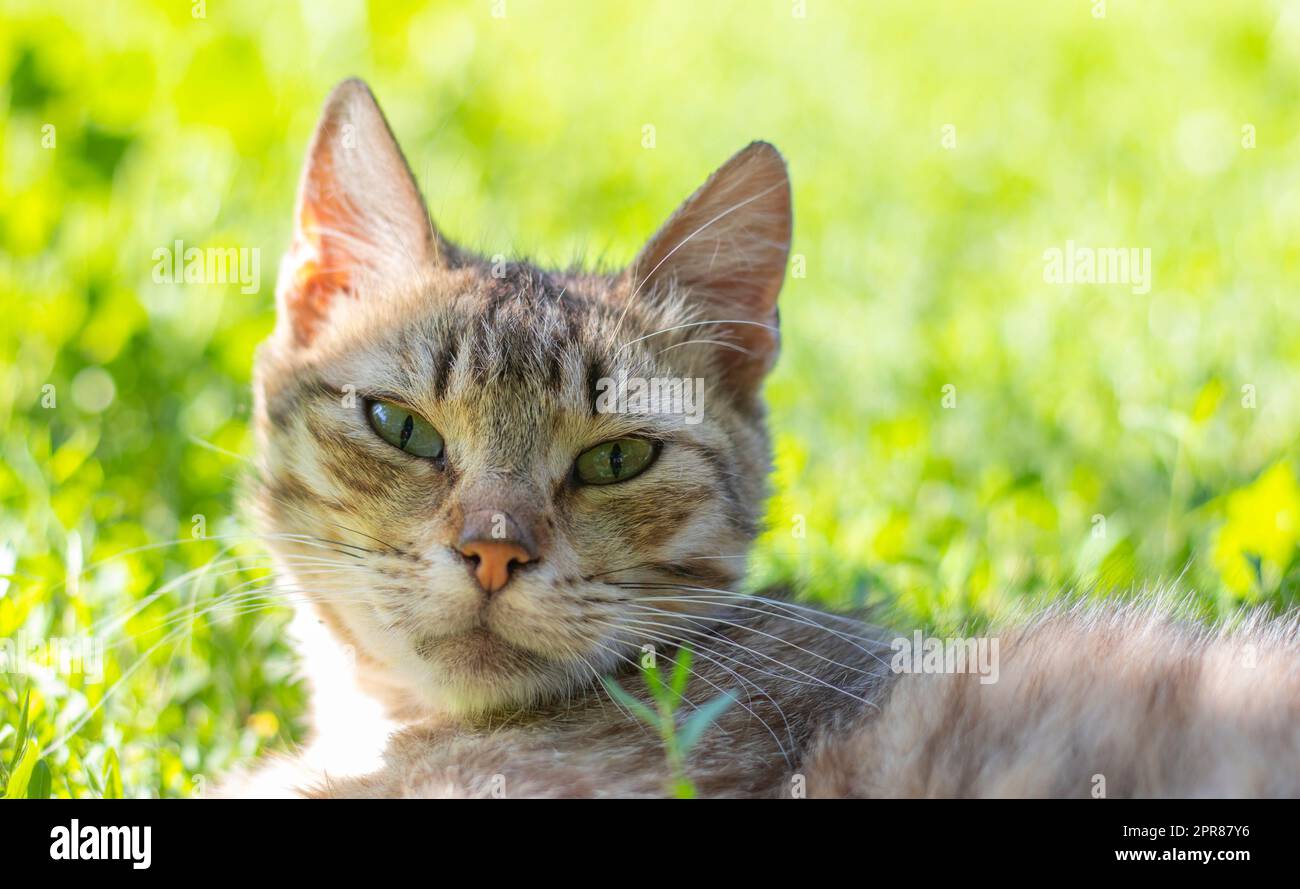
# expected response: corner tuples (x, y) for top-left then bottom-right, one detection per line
(609, 442), (624, 478)
(399, 414), (414, 450)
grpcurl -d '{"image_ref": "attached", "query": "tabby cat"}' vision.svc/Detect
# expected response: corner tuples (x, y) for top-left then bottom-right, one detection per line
(226, 79), (1299, 798)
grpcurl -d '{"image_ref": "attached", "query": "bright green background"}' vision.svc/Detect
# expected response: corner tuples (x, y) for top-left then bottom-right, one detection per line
(2, 1), (1298, 797)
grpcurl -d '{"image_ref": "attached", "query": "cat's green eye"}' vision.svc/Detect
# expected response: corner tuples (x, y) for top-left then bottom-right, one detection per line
(575, 438), (658, 485)
(366, 399), (444, 459)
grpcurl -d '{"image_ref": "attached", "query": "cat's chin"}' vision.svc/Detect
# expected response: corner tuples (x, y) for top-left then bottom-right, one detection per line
(407, 627), (586, 717)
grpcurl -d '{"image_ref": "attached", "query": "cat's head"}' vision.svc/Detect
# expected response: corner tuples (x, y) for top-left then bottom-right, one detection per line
(252, 79), (792, 717)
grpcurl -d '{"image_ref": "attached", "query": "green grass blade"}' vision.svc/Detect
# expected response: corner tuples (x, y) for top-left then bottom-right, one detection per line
(677, 690), (736, 755)
(84, 761), (103, 796)
(670, 647), (693, 699)
(642, 660), (665, 704)
(102, 749), (123, 799)
(2, 742), (39, 799)
(27, 759), (52, 799)
(8, 686), (31, 771)
(599, 677), (657, 725)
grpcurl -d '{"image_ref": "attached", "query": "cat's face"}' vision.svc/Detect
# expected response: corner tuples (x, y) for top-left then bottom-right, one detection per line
(253, 79), (791, 716)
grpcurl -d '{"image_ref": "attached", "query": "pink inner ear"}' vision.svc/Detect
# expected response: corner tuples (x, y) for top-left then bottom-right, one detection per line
(282, 211), (334, 346)
(277, 79), (442, 348)
(627, 141), (792, 396)
(282, 136), (359, 346)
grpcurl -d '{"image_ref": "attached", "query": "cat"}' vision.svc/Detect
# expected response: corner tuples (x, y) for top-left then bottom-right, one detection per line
(223, 78), (1300, 798)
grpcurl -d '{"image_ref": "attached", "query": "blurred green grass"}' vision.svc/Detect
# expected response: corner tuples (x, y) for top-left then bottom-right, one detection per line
(2, 0), (1299, 797)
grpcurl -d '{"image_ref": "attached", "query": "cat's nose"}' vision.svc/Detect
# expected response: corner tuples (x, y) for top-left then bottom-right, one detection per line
(456, 511), (537, 594)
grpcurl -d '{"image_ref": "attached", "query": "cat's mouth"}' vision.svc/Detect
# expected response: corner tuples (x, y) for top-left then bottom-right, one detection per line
(411, 627), (552, 679)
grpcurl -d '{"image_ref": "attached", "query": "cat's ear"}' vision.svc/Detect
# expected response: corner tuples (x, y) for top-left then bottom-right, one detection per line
(276, 78), (447, 347)
(626, 141), (792, 395)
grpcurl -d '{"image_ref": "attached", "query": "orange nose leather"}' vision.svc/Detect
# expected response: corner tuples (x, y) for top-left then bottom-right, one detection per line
(458, 539), (533, 593)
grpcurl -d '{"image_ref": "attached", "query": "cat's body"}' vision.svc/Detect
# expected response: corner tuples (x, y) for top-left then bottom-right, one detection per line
(805, 600), (1300, 798)
(226, 79), (1300, 799)
(225, 594), (1300, 798)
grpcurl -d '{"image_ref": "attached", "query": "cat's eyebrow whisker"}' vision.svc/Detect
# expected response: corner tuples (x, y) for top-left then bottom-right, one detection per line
(616, 318), (776, 356)
(655, 338), (753, 357)
(613, 181), (786, 337)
